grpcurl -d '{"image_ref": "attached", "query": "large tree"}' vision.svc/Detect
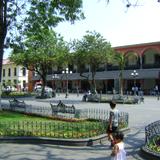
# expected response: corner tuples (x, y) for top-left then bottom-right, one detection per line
(10, 29), (69, 97)
(0, 0), (26, 109)
(8, 0), (84, 97)
(0, 1), (21, 80)
(72, 31), (114, 94)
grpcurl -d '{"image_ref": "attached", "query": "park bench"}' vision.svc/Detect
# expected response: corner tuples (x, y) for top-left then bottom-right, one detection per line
(9, 98), (26, 111)
(50, 100), (76, 116)
(112, 94), (141, 104)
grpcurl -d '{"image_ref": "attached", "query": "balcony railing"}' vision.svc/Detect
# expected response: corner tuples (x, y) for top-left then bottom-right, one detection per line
(142, 64), (160, 69)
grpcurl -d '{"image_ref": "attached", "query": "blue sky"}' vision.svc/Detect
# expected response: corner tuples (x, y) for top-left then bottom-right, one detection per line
(4, 0), (160, 58)
(55, 0), (160, 47)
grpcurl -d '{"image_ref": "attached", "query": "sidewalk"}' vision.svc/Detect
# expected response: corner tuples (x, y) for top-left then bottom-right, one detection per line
(1, 94), (160, 160)
(0, 129), (145, 160)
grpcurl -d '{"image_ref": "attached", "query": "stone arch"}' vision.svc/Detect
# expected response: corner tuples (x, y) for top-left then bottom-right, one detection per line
(124, 51), (140, 69)
(142, 48), (160, 68)
(141, 47), (160, 56)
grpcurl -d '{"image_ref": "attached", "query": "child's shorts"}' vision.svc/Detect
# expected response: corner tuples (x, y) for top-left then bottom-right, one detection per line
(107, 126), (118, 134)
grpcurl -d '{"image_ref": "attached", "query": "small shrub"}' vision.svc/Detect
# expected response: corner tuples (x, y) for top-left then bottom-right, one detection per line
(2, 91), (35, 98)
(147, 135), (160, 154)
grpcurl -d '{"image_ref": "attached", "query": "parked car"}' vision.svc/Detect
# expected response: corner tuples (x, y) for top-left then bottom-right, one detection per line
(2, 86), (17, 92)
(35, 86), (56, 98)
(34, 84), (42, 91)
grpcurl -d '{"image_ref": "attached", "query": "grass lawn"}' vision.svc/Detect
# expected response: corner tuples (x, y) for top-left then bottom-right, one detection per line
(0, 110), (57, 122)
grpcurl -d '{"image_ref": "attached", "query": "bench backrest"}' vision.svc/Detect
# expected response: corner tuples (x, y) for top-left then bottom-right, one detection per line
(50, 101), (75, 114)
(9, 99), (26, 108)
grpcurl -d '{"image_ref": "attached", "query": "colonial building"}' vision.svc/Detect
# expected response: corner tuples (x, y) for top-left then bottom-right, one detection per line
(2, 59), (29, 91)
(31, 41), (160, 95)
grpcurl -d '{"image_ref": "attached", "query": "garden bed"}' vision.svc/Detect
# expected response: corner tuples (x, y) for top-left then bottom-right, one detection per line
(141, 120), (160, 159)
(0, 110), (129, 146)
(141, 135), (160, 160)
(0, 111), (106, 139)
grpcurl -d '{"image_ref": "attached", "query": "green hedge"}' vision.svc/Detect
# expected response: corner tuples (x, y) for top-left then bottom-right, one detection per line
(2, 91), (35, 98)
(147, 135), (160, 154)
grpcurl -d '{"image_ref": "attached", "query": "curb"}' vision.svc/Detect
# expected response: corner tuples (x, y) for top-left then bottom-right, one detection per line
(140, 146), (160, 160)
(0, 134), (107, 146)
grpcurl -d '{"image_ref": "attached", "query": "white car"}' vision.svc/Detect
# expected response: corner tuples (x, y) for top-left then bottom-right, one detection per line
(3, 86), (17, 92)
(34, 84), (42, 91)
(35, 86), (55, 98)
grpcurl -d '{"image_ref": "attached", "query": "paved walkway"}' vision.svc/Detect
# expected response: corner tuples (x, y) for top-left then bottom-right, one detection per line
(1, 94), (160, 160)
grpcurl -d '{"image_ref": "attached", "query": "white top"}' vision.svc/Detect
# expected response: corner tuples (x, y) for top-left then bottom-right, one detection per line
(110, 108), (119, 127)
(112, 142), (127, 160)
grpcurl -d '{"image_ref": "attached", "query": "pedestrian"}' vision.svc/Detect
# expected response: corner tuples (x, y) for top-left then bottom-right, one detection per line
(82, 90), (91, 101)
(107, 101), (119, 147)
(131, 86), (134, 95)
(154, 85), (159, 96)
(111, 131), (127, 160)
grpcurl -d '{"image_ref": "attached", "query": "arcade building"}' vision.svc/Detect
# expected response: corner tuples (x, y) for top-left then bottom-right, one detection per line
(29, 41), (160, 95)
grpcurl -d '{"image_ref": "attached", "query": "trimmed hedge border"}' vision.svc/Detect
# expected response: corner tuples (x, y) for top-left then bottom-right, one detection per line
(0, 128), (130, 146)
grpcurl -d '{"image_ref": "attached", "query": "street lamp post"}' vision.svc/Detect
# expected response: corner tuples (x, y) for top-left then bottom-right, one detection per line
(52, 74), (59, 88)
(62, 68), (72, 98)
(131, 70), (139, 96)
(52, 74), (59, 97)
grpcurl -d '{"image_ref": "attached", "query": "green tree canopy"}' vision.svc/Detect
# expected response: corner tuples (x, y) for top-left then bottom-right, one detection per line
(8, 0), (84, 97)
(72, 31), (114, 93)
(10, 29), (69, 97)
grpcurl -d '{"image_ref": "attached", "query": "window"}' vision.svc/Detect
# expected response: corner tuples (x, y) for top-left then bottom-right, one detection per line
(14, 68), (17, 76)
(22, 67), (26, 76)
(155, 54), (160, 65)
(8, 68), (11, 77)
(3, 69), (5, 77)
(23, 80), (26, 88)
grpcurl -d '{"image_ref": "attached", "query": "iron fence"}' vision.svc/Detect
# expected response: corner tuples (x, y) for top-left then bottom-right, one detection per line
(0, 120), (106, 139)
(80, 108), (129, 128)
(3, 102), (129, 123)
(145, 120), (160, 144)
(1, 102), (129, 138)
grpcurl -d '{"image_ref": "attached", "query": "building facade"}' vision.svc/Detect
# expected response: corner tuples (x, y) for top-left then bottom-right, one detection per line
(31, 41), (160, 95)
(2, 59), (29, 91)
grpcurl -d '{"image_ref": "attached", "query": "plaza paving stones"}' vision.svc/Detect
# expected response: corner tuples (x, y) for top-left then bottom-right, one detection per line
(1, 94), (160, 160)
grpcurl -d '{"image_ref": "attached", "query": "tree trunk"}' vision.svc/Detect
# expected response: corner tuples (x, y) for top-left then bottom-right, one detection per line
(91, 71), (97, 94)
(0, 44), (4, 111)
(0, 0), (7, 110)
(119, 71), (123, 96)
(41, 74), (47, 98)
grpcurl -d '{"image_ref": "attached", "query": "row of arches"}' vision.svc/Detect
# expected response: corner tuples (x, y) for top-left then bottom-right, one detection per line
(114, 47), (160, 70)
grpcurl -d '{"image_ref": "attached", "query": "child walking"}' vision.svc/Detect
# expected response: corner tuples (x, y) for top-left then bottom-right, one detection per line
(111, 131), (127, 160)
(107, 101), (119, 147)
